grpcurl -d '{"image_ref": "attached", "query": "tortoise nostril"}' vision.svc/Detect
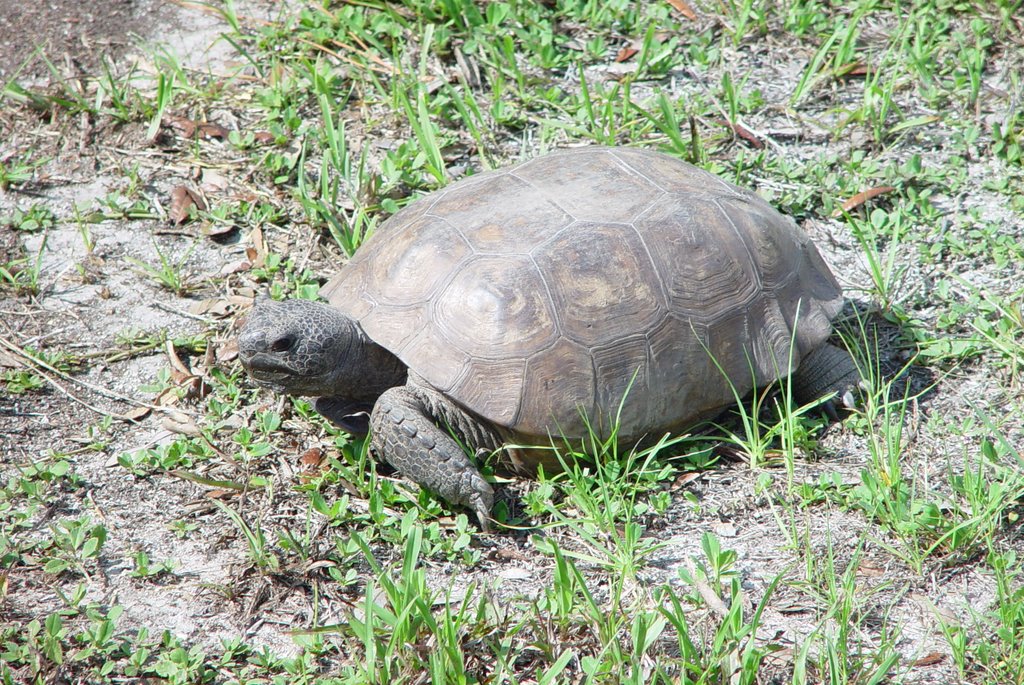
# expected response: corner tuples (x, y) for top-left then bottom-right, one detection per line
(270, 336), (295, 352)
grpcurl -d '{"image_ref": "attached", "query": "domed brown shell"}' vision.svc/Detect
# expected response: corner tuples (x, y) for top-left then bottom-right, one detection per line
(320, 147), (843, 443)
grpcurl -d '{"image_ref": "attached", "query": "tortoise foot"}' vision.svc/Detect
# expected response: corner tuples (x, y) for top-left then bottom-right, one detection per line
(370, 387), (494, 530)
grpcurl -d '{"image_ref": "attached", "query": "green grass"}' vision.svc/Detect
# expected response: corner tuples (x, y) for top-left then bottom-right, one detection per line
(2, 0), (1024, 683)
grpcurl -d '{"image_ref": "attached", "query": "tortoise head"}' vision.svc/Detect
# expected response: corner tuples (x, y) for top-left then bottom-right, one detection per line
(237, 297), (359, 397)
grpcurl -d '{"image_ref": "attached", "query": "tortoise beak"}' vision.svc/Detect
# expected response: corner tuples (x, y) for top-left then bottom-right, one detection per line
(240, 352), (293, 390)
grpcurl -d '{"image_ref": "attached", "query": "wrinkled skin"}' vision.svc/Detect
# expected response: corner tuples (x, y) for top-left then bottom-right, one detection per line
(238, 297), (500, 528)
(238, 298), (381, 397)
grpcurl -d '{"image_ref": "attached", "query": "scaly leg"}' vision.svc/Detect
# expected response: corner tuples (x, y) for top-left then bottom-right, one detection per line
(370, 385), (496, 530)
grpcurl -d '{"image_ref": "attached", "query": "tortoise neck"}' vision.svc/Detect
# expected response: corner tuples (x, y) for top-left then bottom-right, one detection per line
(348, 323), (408, 401)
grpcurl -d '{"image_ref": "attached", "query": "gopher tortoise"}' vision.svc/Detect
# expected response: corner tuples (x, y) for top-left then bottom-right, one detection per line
(239, 146), (858, 529)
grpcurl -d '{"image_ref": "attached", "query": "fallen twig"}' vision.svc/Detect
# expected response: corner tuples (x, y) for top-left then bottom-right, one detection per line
(0, 335), (186, 421)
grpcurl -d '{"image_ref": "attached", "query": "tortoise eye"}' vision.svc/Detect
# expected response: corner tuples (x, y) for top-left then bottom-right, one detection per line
(270, 336), (295, 352)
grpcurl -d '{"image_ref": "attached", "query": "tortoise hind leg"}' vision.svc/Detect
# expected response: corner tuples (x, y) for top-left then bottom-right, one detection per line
(793, 343), (860, 410)
(370, 386), (496, 530)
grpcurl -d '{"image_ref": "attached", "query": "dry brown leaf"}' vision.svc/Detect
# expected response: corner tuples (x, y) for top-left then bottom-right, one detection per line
(169, 186), (206, 225)
(200, 221), (237, 240)
(832, 185), (895, 217)
(666, 0), (697, 20)
(171, 374), (209, 402)
(162, 412), (201, 435)
(218, 259), (252, 276)
(154, 386), (179, 407)
(190, 297), (234, 317)
(169, 186), (193, 225)
(191, 187), (208, 210)
(216, 339), (239, 364)
(164, 341), (210, 402)
(615, 46), (639, 62)
(246, 226), (268, 269)
(912, 653), (946, 667)
(197, 122), (230, 139)
(163, 114), (197, 138)
(168, 366), (191, 384)
(717, 119), (765, 149)
(165, 340), (191, 376)
(122, 405), (152, 422)
(200, 169), (231, 193)
(0, 349), (22, 369)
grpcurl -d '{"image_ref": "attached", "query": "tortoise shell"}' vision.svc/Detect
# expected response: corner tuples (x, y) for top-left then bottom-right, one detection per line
(320, 147), (842, 442)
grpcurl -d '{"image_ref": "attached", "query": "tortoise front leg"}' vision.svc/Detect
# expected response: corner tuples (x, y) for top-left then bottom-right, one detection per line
(370, 386), (495, 530)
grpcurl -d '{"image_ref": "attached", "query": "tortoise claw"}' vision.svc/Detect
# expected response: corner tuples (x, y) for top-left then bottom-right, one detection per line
(841, 389), (857, 409)
(822, 381), (863, 420)
(474, 501), (493, 533)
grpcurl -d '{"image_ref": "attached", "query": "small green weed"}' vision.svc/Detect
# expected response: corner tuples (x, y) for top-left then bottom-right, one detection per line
(0, 232), (47, 295)
(2, 204), (56, 232)
(125, 241), (199, 296)
(38, 516), (108, 577)
(129, 551), (177, 580)
(213, 500), (280, 573)
(662, 533), (784, 684)
(946, 548), (1024, 684)
(0, 156), (42, 189)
